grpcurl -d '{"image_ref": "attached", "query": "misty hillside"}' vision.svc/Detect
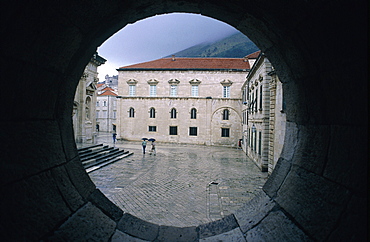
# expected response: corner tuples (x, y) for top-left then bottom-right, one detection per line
(167, 32), (259, 58)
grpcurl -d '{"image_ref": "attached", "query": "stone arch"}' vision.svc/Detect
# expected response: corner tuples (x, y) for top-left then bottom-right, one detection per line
(0, 1), (366, 241)
(210, 106), (242, 147)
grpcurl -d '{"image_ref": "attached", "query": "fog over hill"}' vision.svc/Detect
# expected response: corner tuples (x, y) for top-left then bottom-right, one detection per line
(167, 32), (259, 58)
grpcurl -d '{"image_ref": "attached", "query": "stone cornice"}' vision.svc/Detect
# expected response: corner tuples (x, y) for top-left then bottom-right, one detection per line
(147, 79), (159, 85)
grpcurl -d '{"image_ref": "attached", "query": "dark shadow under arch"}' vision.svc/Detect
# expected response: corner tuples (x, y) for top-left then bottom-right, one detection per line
(0, 1), (367, 241)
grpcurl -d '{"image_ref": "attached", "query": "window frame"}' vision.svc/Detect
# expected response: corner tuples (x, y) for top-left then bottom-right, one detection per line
(129, 107), (135, 118)
(189, 127), (198, 136)
(190, 108), (197, 119)
(223, 86), (230, 98)
(148, 126), (157, 132)
(170, 108), (177, 119)
(221, 128), (230, 137)
(222, 109), (229, 120)
(129, 85), (136, 96)
(149, 107), (156, 118)
(169, 126), (178, 135)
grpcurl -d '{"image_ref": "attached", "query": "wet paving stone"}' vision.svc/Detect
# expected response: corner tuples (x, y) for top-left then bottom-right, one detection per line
(85, 133), (268, 227)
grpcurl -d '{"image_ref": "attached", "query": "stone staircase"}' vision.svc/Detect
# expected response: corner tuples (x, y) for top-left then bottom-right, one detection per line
(78, 144), (133, 173)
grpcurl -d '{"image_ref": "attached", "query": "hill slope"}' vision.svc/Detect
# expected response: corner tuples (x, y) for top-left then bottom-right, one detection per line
(168, 32), (259, 58)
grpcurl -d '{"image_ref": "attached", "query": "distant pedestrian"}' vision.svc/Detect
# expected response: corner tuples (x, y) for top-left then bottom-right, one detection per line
(112, 132), (117, 143)
(150, 141), (156, 156)
(142, 140), (147, 154)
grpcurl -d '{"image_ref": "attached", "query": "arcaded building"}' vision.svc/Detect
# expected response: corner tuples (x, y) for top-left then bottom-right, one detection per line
(116, 57), (254, 147)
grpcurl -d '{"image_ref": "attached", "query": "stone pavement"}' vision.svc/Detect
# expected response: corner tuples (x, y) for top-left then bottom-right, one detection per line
(83, 133), (268, 227)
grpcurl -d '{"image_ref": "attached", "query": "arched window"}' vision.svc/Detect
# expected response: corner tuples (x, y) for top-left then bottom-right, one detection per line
(223, 109), (229, 120)
(170, 108), (177, 119)
(150, 107), (156, 118)
(129, 107), (135, 118)
(190, 108), (197, 119)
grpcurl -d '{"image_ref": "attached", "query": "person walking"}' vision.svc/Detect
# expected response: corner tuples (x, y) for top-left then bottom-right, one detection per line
(150, 141), (156, 156)
(112, 132), (117, 144)
(142, 140), (147, 154)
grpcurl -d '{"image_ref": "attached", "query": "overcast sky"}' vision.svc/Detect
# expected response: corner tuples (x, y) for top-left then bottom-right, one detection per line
(97, 13), (239, 80)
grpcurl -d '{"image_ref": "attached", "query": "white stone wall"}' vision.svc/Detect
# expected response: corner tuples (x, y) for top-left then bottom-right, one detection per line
(117, 70), (246, 146)
(271, 75), (286, 171)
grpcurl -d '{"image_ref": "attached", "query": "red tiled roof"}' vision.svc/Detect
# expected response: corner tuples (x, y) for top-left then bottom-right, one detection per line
(97, 83), (105, 88)
(98, 89), (117, 96)
(118, 57), (251, 70)
(245, 50), (261, 59)
(100, 86), (114, 92)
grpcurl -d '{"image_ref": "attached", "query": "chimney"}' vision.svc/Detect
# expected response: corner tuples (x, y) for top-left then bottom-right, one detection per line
(243, 56), (249, 62)
(172, 55), (176, 61)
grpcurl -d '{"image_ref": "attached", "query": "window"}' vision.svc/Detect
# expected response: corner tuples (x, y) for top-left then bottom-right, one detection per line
(254, 88), (258, 112)
(96, 101), (99, 107)
(191, 85), (199, 97)
(189, 127), (197, 136)
(223, 86), (230, 98)
(259, 85), (263, 110)
(102, 110), (107, 118)
(221, 128), (230, 137)
(256, 87), (258, 110)
(149, 126), (156, 132)
(96, 111), (99, 118)
(103, 100), (107, 106)
(258, 131), (262, 155)
(113, 111), (116, 119)
(223, 109), (229, 120)
(169, 126), (178, 135)
(129, 85), (136, 96)
(170, 85), (177, 97)
(254, 129), (257, 151)
(170, 108), (177, 119)
(150, 107), (156, 118)
(149, 85), (157, 97)
(190, 108), (197, 119)
(129, 107), (135, 118)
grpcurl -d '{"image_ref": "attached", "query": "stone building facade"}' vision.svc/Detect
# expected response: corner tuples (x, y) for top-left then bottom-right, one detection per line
(116, 57), (254, 147)
(241, 52), (286, 173)
(96, 85), (118, 132)
(73, 52), (106, 143)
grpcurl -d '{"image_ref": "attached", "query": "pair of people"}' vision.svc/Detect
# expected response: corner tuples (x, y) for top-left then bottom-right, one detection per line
(142, 140), (156, 155)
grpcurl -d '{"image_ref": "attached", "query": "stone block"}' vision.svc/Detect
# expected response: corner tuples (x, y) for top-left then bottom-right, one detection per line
(88, 189), (124, 222)
(0, 171), (71, 241)
(51, 165), (84, 212)
(111, 229), (149, 242)
(291, 124), (331, 175)
(156, 226), (198, 242)
(234, 191), (275, 233)
(0, 120), (66, 186)
(245, 210), (311, 241)
(327, 194), (367, 241)
(200, 227), (246, 242)
(280, 121), (299, 161)
(117, 213), (159, 241)
(65, 156), (96, 200)
(198, 214), (238, 239)
(47, 202), (116, 241)
(275, 165), (350, 241)
(263, 157), (291, 198)
(324, 125), (367, 195)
